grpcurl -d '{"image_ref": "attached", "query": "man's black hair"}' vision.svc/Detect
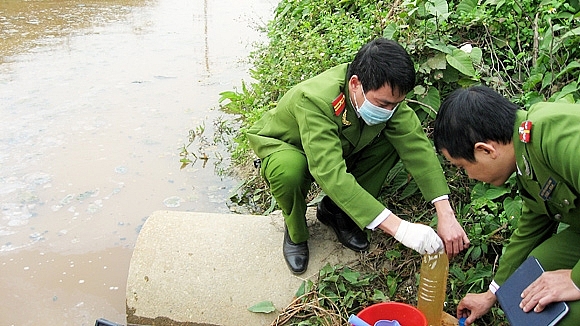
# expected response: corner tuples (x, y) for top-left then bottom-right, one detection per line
(347, 38), (415, 96)
(433, 85), (519, 162)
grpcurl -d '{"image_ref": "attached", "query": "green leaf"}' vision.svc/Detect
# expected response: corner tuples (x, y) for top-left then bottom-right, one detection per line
(295, 280), (310, 298)
(385, 250), (402, 260)
(400, 180), (419, 200)
(414, 85), (427, 96)
(390, 169), (410, 193)
(552, 82), (579, 102)
(562, 26), (580, 39)
(456, 0), (478, 13)
(503, 196), (522, 220)
(470, 245), (482, 260)
(426, 0), (450, 20)
(442, 66), (459, 83)
(383, 23), (398, 40)
(341, 268), (360, 284)
(541, 73), (553, 91)
(469, 47), (483, 65)
(419, 86), (441, 117)
(484, 186), (509, 200)
(523, 73), (543, 91)
(446, 49), (476, 77)
(386, 275), (399, 297)
(248, 301), (276, 313)
(426, 39), (453, 54)
(372, 289), (387, 301)
(427, 52), (447, 70)
(471, 182), (488, 200)
(555, 62), (580, 81)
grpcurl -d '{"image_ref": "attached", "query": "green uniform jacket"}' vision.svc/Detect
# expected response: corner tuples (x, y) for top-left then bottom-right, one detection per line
(246, 63), (449, 228)
(494, 102), (580, 287)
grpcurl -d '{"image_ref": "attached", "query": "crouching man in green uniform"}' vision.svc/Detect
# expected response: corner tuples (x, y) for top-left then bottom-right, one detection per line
(247, 38), (469, 275)
(433, 85), (580, 325)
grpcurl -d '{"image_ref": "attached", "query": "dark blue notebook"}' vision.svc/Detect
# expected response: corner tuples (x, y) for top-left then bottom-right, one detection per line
(496, 256), (569, 326)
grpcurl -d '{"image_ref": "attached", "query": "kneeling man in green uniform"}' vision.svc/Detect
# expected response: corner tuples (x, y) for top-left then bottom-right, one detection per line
(247, 38), (469, 274)
(433, 85), (580, 325)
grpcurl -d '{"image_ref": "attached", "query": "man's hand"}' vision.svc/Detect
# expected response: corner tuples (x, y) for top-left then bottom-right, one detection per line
(434, 199), (470, 258)
(394, 220), (443, 254)
(520, 269), (580, 313)
(457, 290), (496, 325)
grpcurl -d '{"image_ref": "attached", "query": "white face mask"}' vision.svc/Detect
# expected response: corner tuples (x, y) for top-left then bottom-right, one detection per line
(354, 86), (399, 126)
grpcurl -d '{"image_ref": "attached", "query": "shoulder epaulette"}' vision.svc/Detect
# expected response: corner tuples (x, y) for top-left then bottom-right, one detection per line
(332, 93), (346, 116)
(519, 120), (532, 143)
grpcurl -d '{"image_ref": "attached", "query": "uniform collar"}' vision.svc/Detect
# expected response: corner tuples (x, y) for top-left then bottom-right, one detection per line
(513, 110), (532, 177)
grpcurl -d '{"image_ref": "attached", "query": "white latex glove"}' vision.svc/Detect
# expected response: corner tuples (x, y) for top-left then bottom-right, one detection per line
(394, 220), (444, 254)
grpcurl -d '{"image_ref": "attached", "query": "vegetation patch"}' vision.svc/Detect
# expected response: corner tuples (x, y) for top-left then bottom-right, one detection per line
(183, 0), (580, 324)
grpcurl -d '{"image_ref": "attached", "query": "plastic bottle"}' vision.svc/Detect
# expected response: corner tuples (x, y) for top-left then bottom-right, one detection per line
(417, 252), (449, 326)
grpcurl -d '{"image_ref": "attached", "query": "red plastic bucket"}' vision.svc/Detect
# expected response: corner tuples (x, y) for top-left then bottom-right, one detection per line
(356, 302), (427, 326)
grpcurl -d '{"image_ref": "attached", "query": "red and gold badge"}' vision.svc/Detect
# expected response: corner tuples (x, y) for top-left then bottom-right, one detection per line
(519, 120), (532, 143)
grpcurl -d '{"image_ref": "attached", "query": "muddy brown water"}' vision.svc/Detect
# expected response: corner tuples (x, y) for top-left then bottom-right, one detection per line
(0, 0), (274, 324)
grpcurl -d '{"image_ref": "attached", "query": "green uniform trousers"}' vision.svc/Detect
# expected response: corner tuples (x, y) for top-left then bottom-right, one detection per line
(260, 134), (400, 243)
(529, 226), (580, 325)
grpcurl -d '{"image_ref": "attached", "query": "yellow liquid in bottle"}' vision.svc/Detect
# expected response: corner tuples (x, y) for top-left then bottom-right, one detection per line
(417, 252), (449, 326)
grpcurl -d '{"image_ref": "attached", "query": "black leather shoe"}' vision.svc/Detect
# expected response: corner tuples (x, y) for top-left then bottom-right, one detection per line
(316, 196), (370, 252)
(283, 226), (309, 275)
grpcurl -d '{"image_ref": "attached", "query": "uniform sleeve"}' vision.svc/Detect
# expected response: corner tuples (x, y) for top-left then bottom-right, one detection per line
(496, 104), (580, 284)
(383, 104), (449, 202)
(294, 94), (386, 228)
(534, 111), (580, 286)
(494, 203), (558, 285)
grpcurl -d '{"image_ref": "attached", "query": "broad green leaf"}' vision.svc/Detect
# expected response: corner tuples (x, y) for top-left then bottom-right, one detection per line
(427, 52), (447, 70)
(341, 268), (360, 284)
(418, 86), (441, 117)
(471, 182), (488, 200)
(553, 82), (580, 102)
(562, 26), (580, 39)
(248, 301), (276, 313)
(372, 289), (387, 301)
(426, 0), (450, 20)
(457, 0), (478, 13)
(442, 66), (459, 83)
(387, 275), (399, 297)
(503, 196), (522, 220)
(555, 62), (580, 81)
(426, 39), (453, 54)
(484, 186), (509, 200)
(383, 23), (398, 40)
(385, 249), (402, 260)
(446, 49), (476, 77)
(541, 73), (553, 91)
(295, 281), (306, 297)
(414, 85), (427, 95)
(450, 265), (467, 282)
(470, 246), (482, 260)
(523, 73), (543, 91)
(400, 180), (419, 200)
(539, 30), (554, 52)
(469, 47), (483, 65)
(391, 169), (410, 193)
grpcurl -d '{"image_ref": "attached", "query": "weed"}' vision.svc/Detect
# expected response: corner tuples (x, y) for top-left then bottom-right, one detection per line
(187, 0), (580, 324)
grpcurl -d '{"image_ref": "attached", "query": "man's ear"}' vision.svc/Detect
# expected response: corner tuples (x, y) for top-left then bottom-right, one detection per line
(348, 75), (361, 91)
(474, 142), (498, 158)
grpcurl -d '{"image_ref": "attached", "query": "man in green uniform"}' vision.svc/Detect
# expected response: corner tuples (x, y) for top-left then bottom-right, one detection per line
(247, 38), (469, 274)
(433, 85), (580, 325)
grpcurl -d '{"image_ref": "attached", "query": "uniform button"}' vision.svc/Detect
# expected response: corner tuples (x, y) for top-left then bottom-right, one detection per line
(563, 199), (570, 206)
(554, 214), (562, 221)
